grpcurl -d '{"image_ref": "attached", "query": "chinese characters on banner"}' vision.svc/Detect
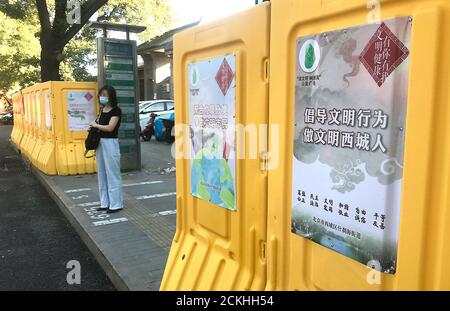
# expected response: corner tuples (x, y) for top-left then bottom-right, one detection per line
(302, 108), (389, 153)
(291, 18), (412, 274)
(67, 91), (96, 131)
(189, 55), (237, 211)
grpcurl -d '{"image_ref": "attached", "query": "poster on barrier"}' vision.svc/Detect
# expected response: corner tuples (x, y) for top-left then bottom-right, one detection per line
(67, 91), (96, 131)
(291, 17), (412, 273)
(189, 54), (237, 211)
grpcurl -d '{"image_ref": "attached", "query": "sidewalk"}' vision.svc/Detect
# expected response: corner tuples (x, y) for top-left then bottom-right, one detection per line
(31, 143), (177, 291)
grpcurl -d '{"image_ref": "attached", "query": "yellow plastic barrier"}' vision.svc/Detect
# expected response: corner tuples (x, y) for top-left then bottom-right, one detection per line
(14, 82), (99, 175)
(25, 87), (39, 161)
(161, 3), (271, 290)
(19, 91), (34, 159)
(266, 0), (450, 290)
(10, 92), (24, 149)
(36, 83), (55, 175)
(53, 82), (99, 175)
(30, 86), (44, 167)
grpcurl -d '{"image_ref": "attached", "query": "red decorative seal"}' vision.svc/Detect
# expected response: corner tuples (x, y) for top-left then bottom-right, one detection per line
(84, 92), (93, 101)
(215, 58), (235, 96)
(359, 22), (410, 87)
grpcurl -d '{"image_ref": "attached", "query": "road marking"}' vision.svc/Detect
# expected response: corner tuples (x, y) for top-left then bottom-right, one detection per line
(72, 195), (89, 200)
(147, 209), (177, 218)
(76, 191), (175, 207)
(4, 156), (18, 159)
(157, 210), (177, 216)
(76, 201), (100, 207)
(93, 217), (129, 227)
(65, 188), (91, 193)
(65, 181), (164, 194)
(123, 181), (163, 187)
(136, 192), (177, 200)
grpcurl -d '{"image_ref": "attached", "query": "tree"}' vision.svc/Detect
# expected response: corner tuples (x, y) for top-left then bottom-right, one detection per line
(0, 9), (41, 91)
(0, 0), (172, 88)
(35, 0), (108, 82)
(96, 0), (172, 42)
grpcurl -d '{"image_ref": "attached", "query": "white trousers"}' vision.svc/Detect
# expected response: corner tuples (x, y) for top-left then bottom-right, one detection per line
(96, 138), (123, 210)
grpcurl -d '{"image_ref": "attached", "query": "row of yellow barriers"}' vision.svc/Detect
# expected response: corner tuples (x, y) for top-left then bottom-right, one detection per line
(162, 0), (450, 291)
(11, 81), (99, 176)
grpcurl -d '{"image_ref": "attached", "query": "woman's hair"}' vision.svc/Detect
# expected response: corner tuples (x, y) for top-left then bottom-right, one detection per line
(98, 85), (118, 107)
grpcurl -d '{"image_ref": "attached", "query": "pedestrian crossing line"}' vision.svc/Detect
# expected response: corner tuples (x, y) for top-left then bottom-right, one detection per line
(135, 192), (177, 200)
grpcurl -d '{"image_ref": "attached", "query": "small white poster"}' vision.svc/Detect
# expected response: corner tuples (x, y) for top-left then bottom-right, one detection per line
(189, 54), (237, 211)
(67, 91), (96, 131)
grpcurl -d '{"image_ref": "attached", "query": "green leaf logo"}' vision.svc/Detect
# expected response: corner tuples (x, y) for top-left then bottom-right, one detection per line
(191, 66), (199, 87)
(305, 44), (316, 70)
(192, 69), (197, 85)
(300, 39), (320, 73)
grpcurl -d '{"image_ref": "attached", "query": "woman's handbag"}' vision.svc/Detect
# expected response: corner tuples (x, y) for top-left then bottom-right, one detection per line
(84, 110), (102, 158)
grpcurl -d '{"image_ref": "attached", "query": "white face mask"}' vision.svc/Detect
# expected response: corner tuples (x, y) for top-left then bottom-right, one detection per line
(99, 96), (109, 105)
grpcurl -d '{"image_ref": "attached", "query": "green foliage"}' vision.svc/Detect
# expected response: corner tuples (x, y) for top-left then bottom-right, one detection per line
(97, 0), (172, 42)
(0, 0), (172, 90)
(0, 0), (34, 20)
(60, 27), (98, 82)
(0, 8), (41, 91)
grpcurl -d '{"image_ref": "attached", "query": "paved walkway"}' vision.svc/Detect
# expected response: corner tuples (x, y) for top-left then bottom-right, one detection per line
(26, 135), (177, 290)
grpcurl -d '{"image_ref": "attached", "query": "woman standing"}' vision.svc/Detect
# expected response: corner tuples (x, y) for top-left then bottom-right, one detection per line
(90, 85), (123, 213)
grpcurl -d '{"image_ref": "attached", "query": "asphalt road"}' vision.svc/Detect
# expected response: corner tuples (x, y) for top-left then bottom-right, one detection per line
(0, 125), (116, 291)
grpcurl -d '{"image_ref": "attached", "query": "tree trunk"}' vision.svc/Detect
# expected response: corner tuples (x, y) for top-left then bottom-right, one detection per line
(40, 35), (63, 82)
(35, 0), (108, 82)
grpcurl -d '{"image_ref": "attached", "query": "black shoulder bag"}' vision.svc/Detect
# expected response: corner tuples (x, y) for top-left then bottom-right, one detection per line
(84, 110), (102, 159)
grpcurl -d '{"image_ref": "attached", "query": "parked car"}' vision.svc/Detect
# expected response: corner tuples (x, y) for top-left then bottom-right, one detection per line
(138, 100), (174, 133)
(138, 101), (153, 113)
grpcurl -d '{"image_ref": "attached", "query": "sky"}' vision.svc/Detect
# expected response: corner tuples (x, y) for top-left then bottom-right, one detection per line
(169, 0), (256, 27)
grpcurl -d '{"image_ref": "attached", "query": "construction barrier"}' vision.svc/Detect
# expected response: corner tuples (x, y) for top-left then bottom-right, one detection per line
(18, 86), (36, 161)
(266, 0), (450, 290)
(11, 81), (99, 176)
(161, 2), (271, 290)
(10, 91), (24, 148)
(163, 0), (450, 291)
